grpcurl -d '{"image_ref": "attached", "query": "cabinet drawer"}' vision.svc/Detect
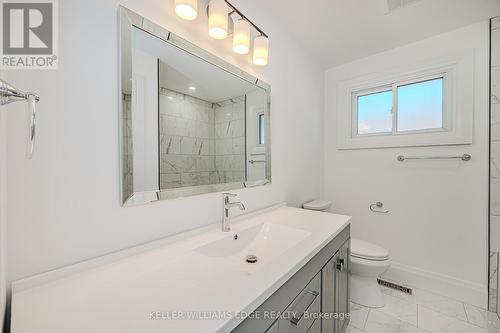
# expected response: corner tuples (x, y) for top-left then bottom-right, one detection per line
(279, 273), (321, 333)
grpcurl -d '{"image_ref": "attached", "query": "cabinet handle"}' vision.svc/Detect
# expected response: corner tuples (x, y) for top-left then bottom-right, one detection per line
(336, 258), (345, 272)
(289, 290), (319, 326)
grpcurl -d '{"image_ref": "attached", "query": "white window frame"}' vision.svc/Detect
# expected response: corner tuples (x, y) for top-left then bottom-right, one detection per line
(257, 112), (265, 146)
(351, 85), (393, 137)
(351, 73), (450, 137)
(336, 52), (474, 150)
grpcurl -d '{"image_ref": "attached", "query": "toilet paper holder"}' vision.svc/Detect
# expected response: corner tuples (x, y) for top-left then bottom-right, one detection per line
(370, 202), (389, 213)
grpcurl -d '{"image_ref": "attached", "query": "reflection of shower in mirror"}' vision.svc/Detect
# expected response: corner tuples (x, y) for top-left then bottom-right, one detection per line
(120, 7), (271, 205)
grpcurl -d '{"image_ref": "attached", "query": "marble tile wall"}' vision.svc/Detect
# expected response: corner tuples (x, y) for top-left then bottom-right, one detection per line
(159, 88), (216, 189)
(491, 16), (500, 316)
(122, 94), (133, 200)
(213, 96), (246, 184)
(127, 88), (247, 193)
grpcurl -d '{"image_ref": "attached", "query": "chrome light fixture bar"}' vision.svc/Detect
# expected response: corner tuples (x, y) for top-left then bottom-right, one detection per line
(221, 0), (268, 38)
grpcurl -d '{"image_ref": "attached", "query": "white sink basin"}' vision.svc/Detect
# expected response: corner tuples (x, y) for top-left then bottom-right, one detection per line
(195, 222), (311, 272)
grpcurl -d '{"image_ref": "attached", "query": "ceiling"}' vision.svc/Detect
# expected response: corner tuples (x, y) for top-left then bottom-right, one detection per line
(254, 0), (500, 69)
(158, 60), (256, 103)
(133, 27), (259, 103)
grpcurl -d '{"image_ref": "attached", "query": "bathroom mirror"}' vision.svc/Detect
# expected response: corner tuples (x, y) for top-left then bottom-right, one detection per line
(119, 7), (271, 205)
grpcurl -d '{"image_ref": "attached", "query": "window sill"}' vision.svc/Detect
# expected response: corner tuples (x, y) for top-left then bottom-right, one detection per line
(338, 130), (472, 150)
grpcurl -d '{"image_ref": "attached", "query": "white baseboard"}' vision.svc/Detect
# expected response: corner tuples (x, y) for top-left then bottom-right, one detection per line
(381, 262), (488, 308)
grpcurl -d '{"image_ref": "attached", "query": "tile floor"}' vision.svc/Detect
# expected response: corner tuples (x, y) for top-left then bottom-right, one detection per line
(347, 284), (500, 333)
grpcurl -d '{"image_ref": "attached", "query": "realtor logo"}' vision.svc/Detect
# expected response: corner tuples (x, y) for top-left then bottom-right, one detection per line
(1, 0), (58, 69)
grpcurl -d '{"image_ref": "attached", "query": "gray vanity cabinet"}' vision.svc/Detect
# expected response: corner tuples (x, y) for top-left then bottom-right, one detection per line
(232, 225), (350, 333)
(322, 240), (350, 333)
(336, 242), (350, 332)
(265, 320), (279, 333)
(307, 317), (321, 333)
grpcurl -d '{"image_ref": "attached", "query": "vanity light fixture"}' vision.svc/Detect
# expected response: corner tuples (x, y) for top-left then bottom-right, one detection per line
(174, 0), (198, 20)
(175, 0), (270, 66)
(208, 0), (228, 39)
(253, 35), (269, 66)
(233, 19), (250, 54)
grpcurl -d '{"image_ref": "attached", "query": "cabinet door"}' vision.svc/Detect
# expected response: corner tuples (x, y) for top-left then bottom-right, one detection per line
(265, 320), (278, 333)
(321, 251), (338, 333)
(307, 319), (321, 333)
(335, 240), (350, 333)
(321, 239), (350, 333)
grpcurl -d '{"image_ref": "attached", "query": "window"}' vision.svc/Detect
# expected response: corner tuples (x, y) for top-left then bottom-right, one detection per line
(354, 76), (444, 137)
(356, 89), (393, 135)
(397, 78), (443, 132)
(336, 54), (474, 149)
(258, 113), (265, 145)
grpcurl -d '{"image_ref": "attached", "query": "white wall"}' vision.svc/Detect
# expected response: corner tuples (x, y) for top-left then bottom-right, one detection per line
(0, 77), (7, 332)
(131, 46), (159, 193)
(4, 0), (324, 282)
(0, 6), (7, 327)
(324, 22), (489, 307)
(0, 46), (8, 328)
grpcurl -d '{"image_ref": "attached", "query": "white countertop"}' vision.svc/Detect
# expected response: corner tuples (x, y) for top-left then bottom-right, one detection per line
(10, 205), (350, 333)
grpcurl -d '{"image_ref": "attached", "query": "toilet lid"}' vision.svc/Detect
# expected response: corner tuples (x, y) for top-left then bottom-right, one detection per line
(303, 199), (332, 211)
(350, 238), (390, 261)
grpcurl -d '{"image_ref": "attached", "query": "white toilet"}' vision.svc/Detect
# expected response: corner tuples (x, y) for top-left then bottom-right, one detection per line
(303, 199), (392, 308)
(349, 238), (391, 308)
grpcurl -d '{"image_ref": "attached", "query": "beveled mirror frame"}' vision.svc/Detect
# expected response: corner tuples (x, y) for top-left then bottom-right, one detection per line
(119, 6), (271, 206)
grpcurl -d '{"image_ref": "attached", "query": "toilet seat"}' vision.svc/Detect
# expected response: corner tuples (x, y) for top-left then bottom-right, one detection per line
(351, 238), (390, 261)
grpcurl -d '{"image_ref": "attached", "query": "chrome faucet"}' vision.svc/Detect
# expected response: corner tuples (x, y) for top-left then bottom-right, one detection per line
(222, 193), (246, 232)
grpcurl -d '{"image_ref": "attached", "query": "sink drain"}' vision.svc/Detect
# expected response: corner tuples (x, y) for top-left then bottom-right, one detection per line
(246, 254), (258, 263)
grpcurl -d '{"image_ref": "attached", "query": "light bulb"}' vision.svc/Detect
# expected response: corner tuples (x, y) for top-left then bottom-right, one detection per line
(175, 0), (198, 20)
(208, 0), (228, 39)
(253, 35), (269, 66)
(233, 19), (250, 54)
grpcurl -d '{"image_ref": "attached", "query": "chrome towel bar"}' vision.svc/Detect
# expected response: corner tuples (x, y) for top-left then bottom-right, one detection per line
(397, 154), (471, 162)
(249, 159), (265, 164)
(0, 79), (39, 159)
